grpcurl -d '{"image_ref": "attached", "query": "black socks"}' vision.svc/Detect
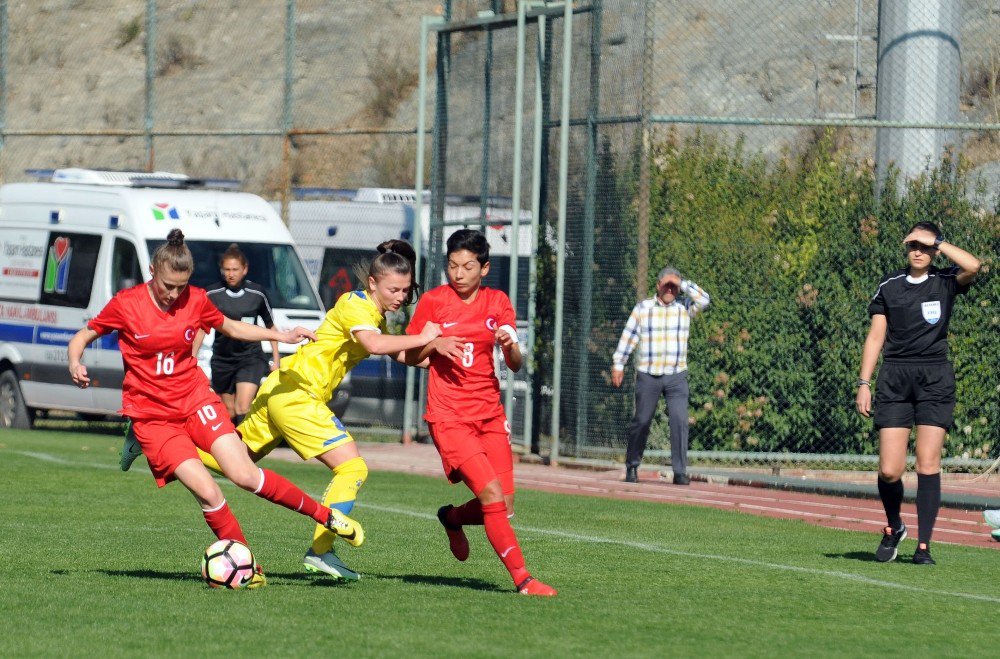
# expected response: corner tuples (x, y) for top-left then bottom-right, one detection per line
(877, 476), (904, 530)
(916, 472), (941, 546)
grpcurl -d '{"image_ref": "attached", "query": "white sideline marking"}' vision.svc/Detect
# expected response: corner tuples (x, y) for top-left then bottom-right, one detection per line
(17, 451), (121, 470)
(12, 450), (1000, 604)
(360, 502), (1000, 605)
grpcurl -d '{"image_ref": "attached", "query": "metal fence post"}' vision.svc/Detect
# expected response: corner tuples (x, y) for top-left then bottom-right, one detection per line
(0, 0), (8, 167)
(403, 14), (442, 445)
(574, 0), (602, 451)
(505, 0), (529, 427)
(144, 0), (156, 171)
(280, 0), (295, 226)
(524, 9), (548, 454)
(636, 0), (653, 299)
(549, 0), (573, 462)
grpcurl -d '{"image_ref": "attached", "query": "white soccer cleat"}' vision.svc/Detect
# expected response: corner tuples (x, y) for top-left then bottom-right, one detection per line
(119, 421), (143, 472)
(303, 548), (360, 581)
(984, 509), (1000, 529)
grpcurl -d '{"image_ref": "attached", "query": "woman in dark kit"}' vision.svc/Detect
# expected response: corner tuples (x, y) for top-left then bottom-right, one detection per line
(856, 221), (980, 565)
(197, 244), (280, 425)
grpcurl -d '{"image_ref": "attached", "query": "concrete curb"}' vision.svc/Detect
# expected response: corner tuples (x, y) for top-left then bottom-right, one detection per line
(516, 451), (999, 511)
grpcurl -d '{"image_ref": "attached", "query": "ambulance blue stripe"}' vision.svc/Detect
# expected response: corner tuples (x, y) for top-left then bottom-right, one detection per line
(0, 322), (118, 350)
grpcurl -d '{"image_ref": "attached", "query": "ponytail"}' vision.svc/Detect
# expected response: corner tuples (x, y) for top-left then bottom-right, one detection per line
(151, 228), (194, 274)
(353, 239), (420, 305)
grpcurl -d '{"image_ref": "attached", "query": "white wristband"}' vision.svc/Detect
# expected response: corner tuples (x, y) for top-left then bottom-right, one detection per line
(498, 324), (519, 344)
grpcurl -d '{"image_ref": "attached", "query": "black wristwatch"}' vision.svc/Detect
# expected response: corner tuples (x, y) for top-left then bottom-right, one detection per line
(933, 236), (944, 247)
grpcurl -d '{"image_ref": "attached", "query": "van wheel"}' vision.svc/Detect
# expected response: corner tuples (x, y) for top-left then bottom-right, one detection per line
(0, 370), (34, 429)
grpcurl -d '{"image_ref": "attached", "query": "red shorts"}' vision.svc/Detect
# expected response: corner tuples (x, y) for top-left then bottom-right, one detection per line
(427, 415), (514, 495)
(131, 398), (234, 487)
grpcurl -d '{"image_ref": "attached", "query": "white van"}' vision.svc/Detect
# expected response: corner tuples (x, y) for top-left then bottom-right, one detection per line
(0, 168), (327, 428)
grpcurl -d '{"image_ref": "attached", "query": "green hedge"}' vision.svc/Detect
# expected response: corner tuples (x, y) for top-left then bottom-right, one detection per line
(639, 131), (998, 459)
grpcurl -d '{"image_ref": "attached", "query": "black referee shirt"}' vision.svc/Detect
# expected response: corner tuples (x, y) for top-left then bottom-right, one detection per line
(205, 281), (275, 363)
(868, 265), (969, 362)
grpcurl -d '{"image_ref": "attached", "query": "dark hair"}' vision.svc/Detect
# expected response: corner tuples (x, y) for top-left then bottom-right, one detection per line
(907, 221), (942, 239)
(219, 243), (248, 268)
(446, 229), (489, 265)
(151, 228), (194, 273)
(354, 239), (419, 305)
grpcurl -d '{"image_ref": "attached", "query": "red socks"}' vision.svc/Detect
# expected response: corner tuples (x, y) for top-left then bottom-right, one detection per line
(202, 499), (247, 544)
(253, 468), (328, 525)
(450, 499), (485, 526)
(481, 501), (529, 585)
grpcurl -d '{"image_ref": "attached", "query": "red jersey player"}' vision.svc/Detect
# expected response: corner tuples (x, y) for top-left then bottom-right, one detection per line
(67, 229), (363, 587)
(406, 229), (556, 596)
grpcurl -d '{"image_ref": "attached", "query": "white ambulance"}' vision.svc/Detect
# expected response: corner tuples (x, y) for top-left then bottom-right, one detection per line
(0, 168), (327, 428)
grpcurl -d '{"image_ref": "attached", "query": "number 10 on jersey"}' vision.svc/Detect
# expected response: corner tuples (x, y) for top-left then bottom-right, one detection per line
(155, 351), (175, 375)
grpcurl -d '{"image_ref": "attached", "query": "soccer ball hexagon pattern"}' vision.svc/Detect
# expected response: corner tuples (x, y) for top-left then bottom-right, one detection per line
(201, 540), (256, 589)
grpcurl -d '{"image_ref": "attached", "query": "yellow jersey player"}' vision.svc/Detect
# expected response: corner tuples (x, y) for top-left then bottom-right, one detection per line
(198, 239), (441, 580)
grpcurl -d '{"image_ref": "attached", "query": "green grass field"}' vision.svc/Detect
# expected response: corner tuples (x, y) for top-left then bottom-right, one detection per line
(1, 428), (997, 657)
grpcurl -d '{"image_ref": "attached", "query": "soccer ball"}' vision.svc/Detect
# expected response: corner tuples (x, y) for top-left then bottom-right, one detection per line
(201, 539), (256, 589)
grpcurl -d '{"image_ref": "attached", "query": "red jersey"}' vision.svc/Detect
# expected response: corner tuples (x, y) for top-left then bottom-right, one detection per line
(407, 285), (515, 422)
(88, 283), (224, 420)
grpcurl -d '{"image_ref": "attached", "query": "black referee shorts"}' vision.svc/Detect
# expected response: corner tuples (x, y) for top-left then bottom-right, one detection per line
(873, 361), (955, 430)
(210, 356), (270, 395)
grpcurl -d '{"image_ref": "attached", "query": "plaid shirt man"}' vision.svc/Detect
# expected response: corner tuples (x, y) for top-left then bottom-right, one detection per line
(612, 279), (710, 376)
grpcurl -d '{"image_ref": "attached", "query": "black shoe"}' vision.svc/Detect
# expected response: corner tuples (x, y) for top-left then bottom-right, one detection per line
(912, 544), (936, 565)
(673, 473), (690, 485)
(624, 466), (638, 483)
(874, 523), (907, 562)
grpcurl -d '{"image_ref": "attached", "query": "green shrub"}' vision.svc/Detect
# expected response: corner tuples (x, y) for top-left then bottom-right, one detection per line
(638, 130), (997, 459)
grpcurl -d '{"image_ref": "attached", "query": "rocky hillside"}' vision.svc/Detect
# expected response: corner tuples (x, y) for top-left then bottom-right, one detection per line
(3, 0), (997, 197)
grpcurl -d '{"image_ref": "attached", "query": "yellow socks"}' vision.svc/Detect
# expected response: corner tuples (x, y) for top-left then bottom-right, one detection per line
(311, 456), (368, 554)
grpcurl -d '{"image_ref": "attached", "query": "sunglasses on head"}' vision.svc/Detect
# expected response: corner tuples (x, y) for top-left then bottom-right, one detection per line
(905, 241), (936, 252)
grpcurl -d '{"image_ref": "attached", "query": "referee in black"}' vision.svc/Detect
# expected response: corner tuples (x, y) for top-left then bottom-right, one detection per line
(196, 244), (280, 425)
(856, 221), (981, 565)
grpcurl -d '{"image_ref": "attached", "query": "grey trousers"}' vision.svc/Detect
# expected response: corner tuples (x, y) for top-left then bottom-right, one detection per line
(625, 370), (689, 474)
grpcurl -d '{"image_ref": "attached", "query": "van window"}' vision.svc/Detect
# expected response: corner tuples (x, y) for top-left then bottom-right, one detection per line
(147, 239), (321, 311)
(111, 238), (142, 294)
(38, 232), (102, 308)
(317, 247), (427, 311)
(318, 247), (370, 310)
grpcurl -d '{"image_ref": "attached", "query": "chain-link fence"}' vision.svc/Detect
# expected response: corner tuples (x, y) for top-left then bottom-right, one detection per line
(425, 0), (999, 475)
(2, 1), (997, 473)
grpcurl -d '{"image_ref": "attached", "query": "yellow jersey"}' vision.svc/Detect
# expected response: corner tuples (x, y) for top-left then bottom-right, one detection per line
(278, 290), (385, 401)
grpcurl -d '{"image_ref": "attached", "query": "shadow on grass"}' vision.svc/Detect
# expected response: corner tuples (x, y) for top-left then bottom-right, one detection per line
(366, 572), (505, 593)
(822, 551), (879, 563)
(67, 569), (202, 582)
(80, 569), (353, 587)
(33, 420), (125, 437)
